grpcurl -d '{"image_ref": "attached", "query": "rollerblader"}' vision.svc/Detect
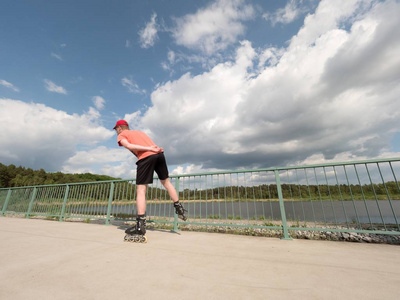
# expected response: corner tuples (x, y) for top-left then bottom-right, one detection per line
(114, 120), (187, 243)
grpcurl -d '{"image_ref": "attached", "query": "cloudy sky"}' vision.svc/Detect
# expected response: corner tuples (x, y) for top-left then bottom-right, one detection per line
(1, 0), (400, 179)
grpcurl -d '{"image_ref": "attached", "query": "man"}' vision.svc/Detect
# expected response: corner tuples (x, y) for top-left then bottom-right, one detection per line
(113, 120), (187, 238)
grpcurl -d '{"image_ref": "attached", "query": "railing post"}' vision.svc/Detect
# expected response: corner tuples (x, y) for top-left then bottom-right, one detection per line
(1, 189), (12, 216)
(106, 182), (114, 225)
(274, 170), (292, 240)
(26, 187), (37, 219)
(172, 177), (180, 232)
(59, 185), (70, 222)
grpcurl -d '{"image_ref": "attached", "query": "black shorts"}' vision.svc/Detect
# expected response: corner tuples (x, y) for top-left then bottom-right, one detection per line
(136, 153), (169, 185)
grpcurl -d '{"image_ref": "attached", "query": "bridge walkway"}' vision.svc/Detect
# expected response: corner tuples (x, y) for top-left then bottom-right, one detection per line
(0, 217), (399, 300)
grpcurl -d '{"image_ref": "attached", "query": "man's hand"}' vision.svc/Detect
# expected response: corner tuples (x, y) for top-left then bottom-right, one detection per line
(150, 145), (164, 153)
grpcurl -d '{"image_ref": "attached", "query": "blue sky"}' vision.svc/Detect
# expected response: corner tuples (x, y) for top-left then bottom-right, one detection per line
(1, 0), (400, 179)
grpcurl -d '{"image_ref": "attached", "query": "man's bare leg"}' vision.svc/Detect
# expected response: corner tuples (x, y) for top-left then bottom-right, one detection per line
(160, 178), (178, 203)
(161, 178), (187, 220)
(124, 184), (148, 242)
(136, 184), (147, 215)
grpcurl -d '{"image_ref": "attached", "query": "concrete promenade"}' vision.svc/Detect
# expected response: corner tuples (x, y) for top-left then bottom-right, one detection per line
(1, 217), (399, 300)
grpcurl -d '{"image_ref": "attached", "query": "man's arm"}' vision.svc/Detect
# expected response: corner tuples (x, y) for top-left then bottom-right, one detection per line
(119, 139), (163, 153)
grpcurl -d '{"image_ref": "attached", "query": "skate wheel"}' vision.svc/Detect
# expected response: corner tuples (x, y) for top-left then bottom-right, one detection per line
(123, 234), (147, 243)
(124, 234), (132, 242)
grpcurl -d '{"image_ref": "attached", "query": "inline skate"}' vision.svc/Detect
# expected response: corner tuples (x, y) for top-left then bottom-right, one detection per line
(124, 216), (147, 243)
(174, 201), (188, 221)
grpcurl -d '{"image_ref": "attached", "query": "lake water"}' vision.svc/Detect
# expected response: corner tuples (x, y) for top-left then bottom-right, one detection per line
(105, 199), (400, 225)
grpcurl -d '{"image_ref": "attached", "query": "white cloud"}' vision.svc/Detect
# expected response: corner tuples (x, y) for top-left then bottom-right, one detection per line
(257, 47), (285, 69)
(161, 50), (179, 76)
(92, 96), (105, 110)
(161, 61), (170, 72)
(122, 111), (144, 129)
(171, 0), (255, 55)
(138, 0), (400, 171)
(61, 144), (139, 178)
(138, 13), (159, 48)
(0, 98), (114, 171)
(61, 146), (137, 178)
(0, 79), (20, 92)
(44, 79), (67, 94)
(86, 106), (100, 120)
(170, 163), (222, 176)
(167, 50), (176, 64)
(65, 146), (124, 166)
(288, 0), (367, 50)
(51, 52), (63, 61)
(263, 0), (308, 26)
(99, 160), (137, 179)
(121, 77), (146, 94)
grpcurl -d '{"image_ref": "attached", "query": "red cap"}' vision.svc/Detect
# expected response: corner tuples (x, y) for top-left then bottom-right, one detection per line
(113, 120), (129, 129)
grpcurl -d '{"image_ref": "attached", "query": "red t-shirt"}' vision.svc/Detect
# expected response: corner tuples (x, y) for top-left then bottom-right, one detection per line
(117, 130), (156, 161)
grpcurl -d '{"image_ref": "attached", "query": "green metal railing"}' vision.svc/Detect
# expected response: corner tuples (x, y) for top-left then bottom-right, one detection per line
(1, 158), (400, 239)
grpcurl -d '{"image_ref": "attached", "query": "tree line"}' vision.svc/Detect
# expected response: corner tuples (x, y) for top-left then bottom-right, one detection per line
(0, 163), (117, 188)
(1, 163), (399, 201)
(177, 181), (400, 201)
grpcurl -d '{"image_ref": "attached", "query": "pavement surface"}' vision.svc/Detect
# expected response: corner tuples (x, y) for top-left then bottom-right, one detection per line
(0, 217), (399, 300)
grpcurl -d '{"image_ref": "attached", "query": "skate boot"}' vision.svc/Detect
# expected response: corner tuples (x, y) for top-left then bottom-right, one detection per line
(174, 201), (187, 221)
(124, 215), (147, 243)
